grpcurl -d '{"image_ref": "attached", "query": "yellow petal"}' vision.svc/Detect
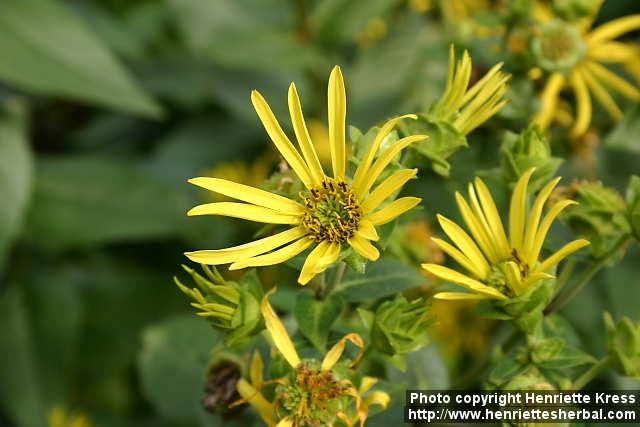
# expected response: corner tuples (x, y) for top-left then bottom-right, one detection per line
(229, 237), (313, 270)
(347, 235), (380, 261)
(236, 378), (274, 425)
(298, 241), (337, 285)
(588, 41), (638, 63)
(321, 333), (364, 371)
(532, 72), (565, 130)
(422, 264), (507, 299)
(358, 376), (378, 395)
(522, 272), (555, 289)
(433, 291), (489, 300)
(250, 350), (264, 389)
(251, 90), (312, 187)
(582, 67), (623, 120)
(185, 226), (307, 265)
(366, 197), (421, 225)
(288, 83), (325, 185)
(356, 135), (427, 195)
(328, 66), (346, 179)
(437, 214), (490, 277)
(361, 168), (418, 213)
(586, 61), (640, 100)
(356, 220), (379, 241)
(455, 192), (500, 262)
(467, 182), (508, 259)
(261, 288), (301, 368)
(188, 177), (303, 215)
(276, 418), (294, 427)
(503, 261), (524, 296)
(569, 69), (592, 138)
(587, 14), (640, 45)
(509, 167), (535, 253)
(187, 202), (300, 224)
(431, 237), (486, 279)
(363, 390), (390, 409)
(473, 177), (510, 257)
(522, 177), (562, 264)
(529, 200), (578, 265)
(536, 239), (590, 273)
(352, 114), (417, 191)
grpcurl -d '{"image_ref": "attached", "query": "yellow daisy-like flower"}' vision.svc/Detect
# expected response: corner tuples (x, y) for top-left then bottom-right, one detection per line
(532, 13), (640, 137)
(185, 67), (425, 285)
(422, 168), (590, 300)
(234, 289), (389, 427)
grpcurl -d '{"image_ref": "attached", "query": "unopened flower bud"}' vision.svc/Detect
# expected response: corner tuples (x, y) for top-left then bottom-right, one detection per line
(371, 296), (433, 356)
(604, 312), (640, 379)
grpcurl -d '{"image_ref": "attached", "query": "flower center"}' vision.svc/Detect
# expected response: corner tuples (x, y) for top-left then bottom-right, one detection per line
(486, 249), (531, 297)
(301, 178), (362, 244)
(532, 20), (586, 72)
(276, 363), (348, 425)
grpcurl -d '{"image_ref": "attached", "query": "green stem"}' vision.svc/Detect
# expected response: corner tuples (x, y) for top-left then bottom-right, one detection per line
(544, 237), (630, 316)
(573, 355), (611, 390)
(320, 262), (346, 299)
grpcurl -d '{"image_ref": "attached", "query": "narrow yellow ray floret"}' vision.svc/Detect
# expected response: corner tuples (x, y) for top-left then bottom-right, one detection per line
(185, 66), (425, 284)
(423, 168), (589, 300)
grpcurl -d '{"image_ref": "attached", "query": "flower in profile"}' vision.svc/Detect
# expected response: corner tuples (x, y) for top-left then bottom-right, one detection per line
(429, 45), (510, 136)
(234, 289), (389, 426)
(531, 11), (640, 137)
(185, 67), (424, 285)
(422, 168), (590, 300)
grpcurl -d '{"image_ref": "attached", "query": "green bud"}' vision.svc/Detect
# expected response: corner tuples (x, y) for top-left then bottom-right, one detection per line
(371, 296), (434, 356)
(552, 0), (603, 21)
(561, 181), (631, 258)
(174, 265), (263, 346)
(625, 175), (640, 242)
(603, 312), (640, 379)
(499, 126), (563, 192)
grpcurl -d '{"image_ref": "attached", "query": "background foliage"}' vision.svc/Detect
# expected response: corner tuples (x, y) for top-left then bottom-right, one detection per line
(0, 1), (639, 426)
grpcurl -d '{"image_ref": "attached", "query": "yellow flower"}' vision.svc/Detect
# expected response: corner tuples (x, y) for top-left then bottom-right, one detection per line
(422, 168), (590, 300)
(48, 407), (91, 427)
(532, 13), (640, 137)
(234, 289), (389, 426)
(430, 45), (510, 136)
(185, 67), (425, 285)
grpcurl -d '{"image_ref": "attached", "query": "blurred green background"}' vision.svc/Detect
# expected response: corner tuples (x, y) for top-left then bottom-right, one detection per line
(1, 1), (639, 426)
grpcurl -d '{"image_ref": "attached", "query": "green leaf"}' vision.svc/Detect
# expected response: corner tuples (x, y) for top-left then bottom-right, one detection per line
(0, 0), (162, 118)
(294, 291), (345, 352)
(336, 259), (426, 302)
(605, 105), (640, 153)
(138, 315), (218, 424)
(0, 102), (32, 269)
(0, 286), (47, 427)
(25, 156), (187, 249)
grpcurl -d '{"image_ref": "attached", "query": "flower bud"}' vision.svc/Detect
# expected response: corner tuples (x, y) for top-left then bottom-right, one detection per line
(371, 296), (433, 356)
(499, 126), (563, 192)
(559, 181), (631, 258)
(174, 265), (263, 346)
(603, 312), (640, 379)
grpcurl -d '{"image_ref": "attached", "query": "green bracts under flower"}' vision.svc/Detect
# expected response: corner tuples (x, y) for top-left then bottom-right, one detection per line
(371, 296), (433, 356)
(174, 264), (263, 346)
(604, 312), (640, 379)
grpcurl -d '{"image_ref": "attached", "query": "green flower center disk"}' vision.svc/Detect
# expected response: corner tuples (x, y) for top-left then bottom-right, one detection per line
(533, 20), (586, 71)
(301, 178), (362, 244)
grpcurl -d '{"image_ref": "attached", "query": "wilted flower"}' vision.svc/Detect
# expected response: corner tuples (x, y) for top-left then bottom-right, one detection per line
(185, 66), (424, 284)
(423, 168), (589, 300)
(233, 289), (389, 426)
(174, 264), (263, 346)
(531, 9), (640, 136)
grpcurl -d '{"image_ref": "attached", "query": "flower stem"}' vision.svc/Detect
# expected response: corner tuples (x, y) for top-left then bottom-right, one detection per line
(544, 237), (630, 316)
(320, 262), (346, 299)
(573, 355), (611, 390)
